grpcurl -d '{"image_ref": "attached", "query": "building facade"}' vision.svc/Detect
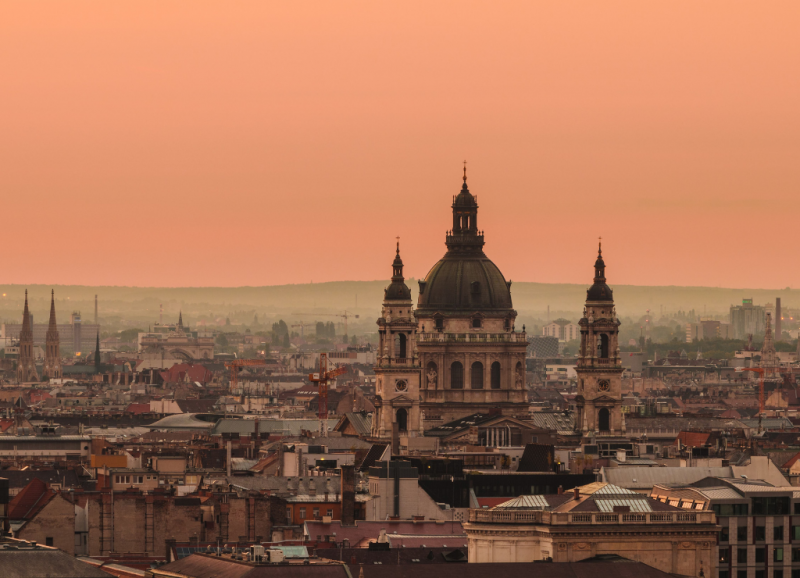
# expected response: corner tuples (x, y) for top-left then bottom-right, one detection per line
(464, 482), (718, 577)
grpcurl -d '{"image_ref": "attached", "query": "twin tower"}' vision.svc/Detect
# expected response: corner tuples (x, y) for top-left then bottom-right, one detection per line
(372, 172), (624, 440)
(17, 290), (62, 383)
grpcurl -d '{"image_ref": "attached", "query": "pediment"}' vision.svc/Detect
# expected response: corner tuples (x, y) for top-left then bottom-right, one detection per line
(388, 394), (415, 406)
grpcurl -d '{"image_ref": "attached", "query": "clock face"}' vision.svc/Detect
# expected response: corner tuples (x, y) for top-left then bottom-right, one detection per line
(598, 379), (610, 392)
(395, 380), (407, 392)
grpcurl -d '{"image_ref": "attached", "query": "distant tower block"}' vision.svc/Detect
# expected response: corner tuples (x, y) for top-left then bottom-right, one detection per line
(776, 298), (782, 341)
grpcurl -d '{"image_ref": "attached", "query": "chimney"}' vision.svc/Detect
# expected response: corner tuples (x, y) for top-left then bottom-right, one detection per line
(226, 441), (232, 478)
(309, 478), (317, 496)
(573, 487), (579, 500)
(557, 485), (563, 495)
(341, 465), (356, 526)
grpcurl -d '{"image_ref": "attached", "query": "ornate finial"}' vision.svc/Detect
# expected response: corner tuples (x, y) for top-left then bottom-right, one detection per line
(396, 236), (400, 255)
(598, 236), (602, 255)
(463, 160), (467, 182)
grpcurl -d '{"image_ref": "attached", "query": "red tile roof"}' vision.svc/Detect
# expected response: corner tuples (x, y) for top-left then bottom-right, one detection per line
(7, 478), (55, 519)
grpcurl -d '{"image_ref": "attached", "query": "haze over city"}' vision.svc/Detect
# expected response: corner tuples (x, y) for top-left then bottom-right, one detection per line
(3, 4), (800, 578)
(3, 1), (799, 288)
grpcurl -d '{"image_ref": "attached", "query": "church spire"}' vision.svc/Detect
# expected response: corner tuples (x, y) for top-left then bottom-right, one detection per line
(94, 331), (101, 368)
(17, 290), (38, 383)
(44, 290), (62, 380)
(178, 310), (184, 330)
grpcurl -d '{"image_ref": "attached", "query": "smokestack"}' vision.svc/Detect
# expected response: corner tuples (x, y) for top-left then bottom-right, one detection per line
(776, 298), (782, 342)
(340, 465), (355, 526)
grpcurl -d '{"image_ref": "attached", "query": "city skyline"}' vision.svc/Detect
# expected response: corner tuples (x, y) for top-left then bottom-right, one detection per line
(2, 1), (799, 289)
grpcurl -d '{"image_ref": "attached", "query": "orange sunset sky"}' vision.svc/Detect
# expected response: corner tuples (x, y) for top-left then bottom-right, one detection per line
(2, 2), (799, 289)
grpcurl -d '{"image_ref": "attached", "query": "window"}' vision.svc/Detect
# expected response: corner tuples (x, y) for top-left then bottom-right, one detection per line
(755, 571), (764, 578)
(471, 361), (484, 389)
(286, 507), (291, 520)
(738, 526), (748, 542)
(721, 527), (730, 542)
(752, 497), (789, 516)
(327, 509), (333, 517)
(755, 548), (765, 563)
(775, 525), (784, 541)
(775, 572), (784, 578)
(775, 548), (784, 562)
(792, 570), (800, 578)
(755, 526), (766, 542)
(793, 548), (800, 563)
(794, 526), (800, 540)
(713, 504), (749, 517)
(435, 317), (443, 331)
(738, 571), (747, 578)
(738, 549), (748, 563)
(720, 548), (730, 563)
(491, 362), (501, 389)
(299, 507), (306, 519)
(451, 362), (464, 389)
(719, 572), (729, 578)
(472, 316), (482, 328)
(313, 508), (320, 518)
(45, 537), (53, 547)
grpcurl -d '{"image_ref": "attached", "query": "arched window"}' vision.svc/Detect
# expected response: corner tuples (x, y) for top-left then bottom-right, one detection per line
(396, 408), (408, 432)
(491, 362), (501, 389)
(598, 408), (610, 432)
(451, 362), (464, 389)
(472, 316), (482, 328)
(394, 333), (407, 359)
(597, 334), (609, 358)
(471, 362), (484, 389)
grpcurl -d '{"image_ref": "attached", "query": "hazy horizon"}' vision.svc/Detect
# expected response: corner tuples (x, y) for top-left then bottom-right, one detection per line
(2, 1), (799, 289)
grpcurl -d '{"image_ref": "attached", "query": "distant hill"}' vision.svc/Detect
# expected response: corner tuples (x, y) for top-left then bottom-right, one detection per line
(0, 281), (790, 333)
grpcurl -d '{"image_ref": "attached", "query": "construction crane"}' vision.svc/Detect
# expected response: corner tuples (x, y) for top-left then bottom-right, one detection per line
(225, 359), (268, 390)
(291, 321), (315, 338)
(308, 352), (347, 436)
(292, 311), (360, 337)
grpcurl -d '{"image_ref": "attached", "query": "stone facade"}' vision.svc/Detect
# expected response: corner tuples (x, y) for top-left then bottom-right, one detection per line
(575, 244), (625, 436)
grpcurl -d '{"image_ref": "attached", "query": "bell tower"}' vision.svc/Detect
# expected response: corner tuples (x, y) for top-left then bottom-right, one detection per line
(575, 242), (624, 437)
(372, 240), (421, 441)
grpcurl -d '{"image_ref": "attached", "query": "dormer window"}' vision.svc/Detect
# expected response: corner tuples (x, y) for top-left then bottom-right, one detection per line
(472, 316), (482, 329)
(434, 316), (444, 331)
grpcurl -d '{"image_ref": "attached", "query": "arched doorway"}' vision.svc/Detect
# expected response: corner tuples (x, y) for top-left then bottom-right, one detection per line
(471, 361), (484, 389)
(598, 408), (610, 432)
(451, 361), (464, 389)
(396, 408), (408, 432)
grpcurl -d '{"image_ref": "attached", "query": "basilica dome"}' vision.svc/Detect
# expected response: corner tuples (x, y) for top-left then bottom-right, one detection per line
(417, 177), (513, 313)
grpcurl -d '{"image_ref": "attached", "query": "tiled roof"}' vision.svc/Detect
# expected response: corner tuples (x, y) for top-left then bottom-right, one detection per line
(7, 478), (54, 519)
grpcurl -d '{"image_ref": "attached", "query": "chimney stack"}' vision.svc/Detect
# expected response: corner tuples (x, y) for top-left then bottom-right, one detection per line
(557, 485), (563, 495)
(573, 487), (579, 500)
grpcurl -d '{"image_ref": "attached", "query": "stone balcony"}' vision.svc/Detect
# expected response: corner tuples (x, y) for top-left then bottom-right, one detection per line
(576, 357), (621, 368)
(417, 332), (527, 344)
(468, 509), (715, 526)
(375, 357), (419, 368)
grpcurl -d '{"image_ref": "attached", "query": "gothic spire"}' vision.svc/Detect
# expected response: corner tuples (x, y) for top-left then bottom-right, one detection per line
(21, 290), (31, 335)
(178, 310), (184, 330)
(48, 289), (57, 329)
